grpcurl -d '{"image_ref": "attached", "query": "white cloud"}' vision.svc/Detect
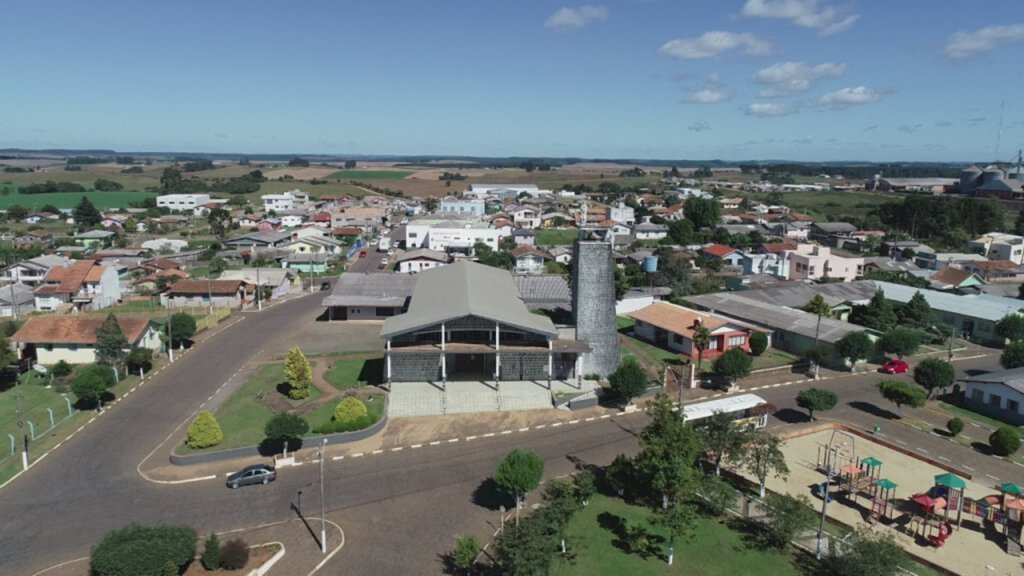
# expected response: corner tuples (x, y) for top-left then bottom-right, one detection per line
(660, 31), (772, 60)
(744, 102), (796, 117)
(688, 121), (712, 132)
(741, 0), (859, 36)
(944, 24), (1024, 59)
(897, 124), (923, 133)
(545, 5), (609, 31)
(819, 86), (884, 109)
(683, 73), (730, 104)
(752, 61), (845, 97)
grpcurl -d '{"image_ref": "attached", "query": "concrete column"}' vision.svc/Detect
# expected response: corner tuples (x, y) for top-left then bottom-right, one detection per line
(385, 339), (392, 383)
(495, 322), (501, 381)
(440, 322), (447, 382)
(576, 354), (583, 388)
(547, 340), (553, 388)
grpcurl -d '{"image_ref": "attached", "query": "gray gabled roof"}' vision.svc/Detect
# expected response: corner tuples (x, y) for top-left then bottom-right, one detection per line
(322, 273), (417, 308)
(684, 291), (866, 343)
(381, 261), (558, 338)
(963, 366), (1024, 395)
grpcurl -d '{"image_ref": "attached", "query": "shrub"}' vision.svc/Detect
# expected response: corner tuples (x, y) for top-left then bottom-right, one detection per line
(201, 533), (220, 571)
(52, 359), (73, 378)
(946, 417), (964, 437)
(90, 523), (196, 576)
(71, 364), (117, 405)
(989, 426), (1022, 457)
(334, 397), (367, 424)
(219, 538), (250, 570)
(748, 331), (768, 356)
(126, 348), (154, 375)
(187, 411), (223, 449)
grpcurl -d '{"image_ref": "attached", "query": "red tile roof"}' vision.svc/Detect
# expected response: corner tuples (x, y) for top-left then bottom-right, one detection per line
(40, 261), (107, 294)
(510, 246), (552, 260)
(166, 279), (244, 296)
(758, 242), (797, 254)
(12, 315), (153, 345)
(701, 244), (738, 258)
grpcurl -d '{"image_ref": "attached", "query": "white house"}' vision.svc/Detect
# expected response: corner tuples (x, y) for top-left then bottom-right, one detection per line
(440, 197), (485, 218)
(633, 221), (669, 241)
(34, 261), (121, 312)
(397, 249), (450, 274)
(156, 194), (212, 212)
(405, 219), (501, 253)
(609, 202), (636, 226)
(11, 316), (162, 365)
(262, 190), (309, 213)
(962, 367), (1024, 425)
(968, 232), (1024, 265)
(510, 246), (552, 275)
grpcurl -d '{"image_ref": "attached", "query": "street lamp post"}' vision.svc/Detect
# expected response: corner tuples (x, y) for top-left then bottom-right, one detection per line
(319, 438), (327, 554)
(815, 465), (833, 560)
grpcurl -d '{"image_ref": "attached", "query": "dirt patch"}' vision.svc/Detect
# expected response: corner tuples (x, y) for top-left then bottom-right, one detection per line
(181, 543), (279, 575)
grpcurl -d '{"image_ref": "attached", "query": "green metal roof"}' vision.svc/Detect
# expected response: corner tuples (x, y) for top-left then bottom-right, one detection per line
(873, 479), (898, 490)
(1000, 482), (1024, 496)
(861, 456), (883, 468)
(934, 472), (966, 490)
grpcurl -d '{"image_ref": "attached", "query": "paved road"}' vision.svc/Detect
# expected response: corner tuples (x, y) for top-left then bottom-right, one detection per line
(3, 294), (1021, 576)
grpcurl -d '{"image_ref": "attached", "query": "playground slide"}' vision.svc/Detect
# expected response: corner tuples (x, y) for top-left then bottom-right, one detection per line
(928, 522), (953, 547)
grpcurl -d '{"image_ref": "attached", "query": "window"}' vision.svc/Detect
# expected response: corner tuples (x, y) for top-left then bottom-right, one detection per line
(1008, 399), (1020, 414)
(69, 344), (78, 352)
(728, 335), (746, 347)
(990, 394), (1002, 408)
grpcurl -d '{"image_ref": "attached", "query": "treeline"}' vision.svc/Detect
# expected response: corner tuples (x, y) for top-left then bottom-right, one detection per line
(873, 195), (1004, 241)
(740, 163), (964, 180)
(349, 180), (406, 198)
(3, 166), (33, 173)
(65, 156), (108, 165)
(288, 157), (310, 167)
(21, 181), (87, 194)
(438, 172), (467, 181)
(180, 159), (215, 172)
(159, 166), (265, 195)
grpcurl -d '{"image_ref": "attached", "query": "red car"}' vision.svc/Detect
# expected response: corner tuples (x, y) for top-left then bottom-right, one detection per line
(358, 250), (367, 258)
(880, 359), (909, 374)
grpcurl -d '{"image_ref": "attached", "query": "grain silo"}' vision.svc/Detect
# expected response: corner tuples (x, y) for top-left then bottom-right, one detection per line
(571, 228), (620, 378)
(959, 165), (982, 194)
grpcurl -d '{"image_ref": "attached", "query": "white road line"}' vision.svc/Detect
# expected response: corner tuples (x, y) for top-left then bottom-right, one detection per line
(772, 383), (783, 388)
(466, 435), (477, 440)
(411, 444), (423, 448)
(518, 427), (530, 432)
(351, 452), (364, 458)
(938, 456), (951, 462)
(600, 414), (610, 419)
(534, 425), (546, 430)
(551, 422), (562, 427)
(448, 438), (459, 443)
(391, 447), (403, 452)
(616, 412), (626, 416)
(371, 450), (383, 455)
(894, 439), (908, 446)
(963, 465), (975, 470)
(584, 417), (595, 422)
(500, 430), (512, 435)
(918, 448), (929, 454)
(986, 474), (1000, 481)
(332, 456), (345, 461)
(483, 433), (495, 438)
(88, 417), (96, 423)
(430, 440), (442, 445)
(568, 420), (580, 424)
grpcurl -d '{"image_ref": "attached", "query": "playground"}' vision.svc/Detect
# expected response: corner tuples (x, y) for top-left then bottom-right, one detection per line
(754, 428), (1023, 576)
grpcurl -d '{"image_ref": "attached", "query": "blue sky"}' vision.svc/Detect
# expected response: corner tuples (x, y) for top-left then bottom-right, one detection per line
(2, 0), (1023, 162)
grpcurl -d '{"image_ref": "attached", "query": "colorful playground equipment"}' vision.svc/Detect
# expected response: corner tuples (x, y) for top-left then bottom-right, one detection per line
(870, 478), (897, 524)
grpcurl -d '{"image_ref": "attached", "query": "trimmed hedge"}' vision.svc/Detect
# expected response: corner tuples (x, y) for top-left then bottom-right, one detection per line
(334, 396), (368, 423)
(187, 411), (224, 449)
(90, 523), (196, 576)
(990, 426), (1021, 457)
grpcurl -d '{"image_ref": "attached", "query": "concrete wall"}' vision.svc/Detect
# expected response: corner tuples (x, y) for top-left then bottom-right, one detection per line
(572, 239), (620, 377)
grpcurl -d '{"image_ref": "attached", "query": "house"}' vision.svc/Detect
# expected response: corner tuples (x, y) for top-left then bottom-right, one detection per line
(927, 266), (985, 291)
(161, 279), (251, 310)
(219, 268), (295, 300)
(511, 228), (535, 246)
(540, 213), (571, 228)
(787, 245), (864, 282)
(741, 252), (791, 279)
(719, 197), (743, 210)
(465, 183), (543, 199)
(549, 246), (573, 265)
(73, 230), (115, 248)
(633, 221), (669, 241)
(609, 202), (636, 226)
(962, 367), (1024, 425)
(279, 214), (305, 228)
(915, 251), (987, 270)
(11, 315), (162, 365)
(809, 222), (858, 248)
(628, 301), (757, 361)
(405, 219), (501, 253)
(157, 194), (212, 212)
(256, 218), (281, 232)
(2, 255), (71, 286)
(962, 260), (1024, 283)
(0, 283), (36, 317)
(510, 246), (552, 275)
(440, 197), (486, 218)
(506, 205), (541, 229)
(13, 229), (55, 247)
(280, 235), (345, 256)
(331, 205), (386, 231)
(262, 190), (309, 212)
(280, 253), (330, 274)
(223, 231), (292, 250)
(968, 232), (1024, 265)
(321, 273), (417, 320)
(310, 212), (333, 228)
(699, 244), (743, 267)
(34, 260), (121, 312)
(380, 261), (583, 383)
(397, 249), (450, 274)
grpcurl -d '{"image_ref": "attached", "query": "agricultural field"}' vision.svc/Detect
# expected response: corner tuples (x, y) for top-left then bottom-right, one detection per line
(329, 170), (412, 180)
(0, 189), (157, 210)
(742, 189), (898, 220)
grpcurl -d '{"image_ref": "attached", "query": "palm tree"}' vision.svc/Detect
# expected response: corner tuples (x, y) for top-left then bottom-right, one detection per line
(802, 294), (832, 347)
(692, 324), (711, 374)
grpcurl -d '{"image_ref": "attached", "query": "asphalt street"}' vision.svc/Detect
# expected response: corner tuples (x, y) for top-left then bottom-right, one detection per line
(2, 286), (1022, 575)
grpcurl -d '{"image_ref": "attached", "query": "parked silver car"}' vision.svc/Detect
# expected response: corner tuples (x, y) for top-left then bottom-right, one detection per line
(225, 464), (276, 489)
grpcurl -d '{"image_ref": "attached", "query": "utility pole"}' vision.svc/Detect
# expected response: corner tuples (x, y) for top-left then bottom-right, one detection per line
(167, 309), (174, 363)
(319, 438), (327, 554)
(815, 464), (833, 560)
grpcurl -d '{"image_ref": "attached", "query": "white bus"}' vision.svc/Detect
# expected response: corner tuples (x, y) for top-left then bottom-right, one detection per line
(682, 394), (772, 429)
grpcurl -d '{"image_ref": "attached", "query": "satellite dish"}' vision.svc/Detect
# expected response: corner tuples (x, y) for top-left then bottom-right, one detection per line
(33, 364), (47, 374)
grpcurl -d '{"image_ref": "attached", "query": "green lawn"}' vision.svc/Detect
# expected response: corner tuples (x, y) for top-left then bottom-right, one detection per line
(304, 392), (384, 431)
(534, 229), (580, 246)
(616, 316), (635, 330)
(553, 494), (801, 576)
(741, 189), (897, 220)
(937, 401), (1024, 435)
(324, 355), (384, 391)
(329, 170), (412, 180)
(0, 189), (157, 210)
(751, 349), (800, 371)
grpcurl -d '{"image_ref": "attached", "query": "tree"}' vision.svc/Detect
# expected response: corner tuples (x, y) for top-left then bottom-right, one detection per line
(424, 197), (440, 212)
(94, 178), (124, 191)
(494, 449), (545, 516)
(699, 411), (751, 476)
(850, 289), (898, 331)
(605, 454), (634, 497)
(876, 327), (920, 359)
(946, 417), (964, 437)
(284, 347), (313, 400)
(827, 527), (909, 576)
(344, 159), (357, 169)
(1018, 283), (1024, 301)
(493, 513), (554, 576)
(743, 430), (789, 498)
(913, 358), (955, 398)
(95, 313), (128, 366)
(748, 331), (768, 356)
(876, 380), (926, 418)
(160, 166), (182, 191)
(187, 411), (223, 449)
(572, 470), (596, 506)
(712, 348), (752, 389)
(287, 157), (310, 167)
(995, 313), (1024, 343)
(71, 364), (117, 407)
(201, 533), (220, 571)
(263, 413), (309, 458)
(651, 500), (696, 565)
(683, 197), (722, 229)
(1001, 340), (1024, 369)
(607, 358), (648, 406)
(697, 474), (736, 517)
(761, 493), (816, 549)
(90, 523), (196, 576)
(450, 535), (480, 575)
(126, 348), (153, 375)
(802, 294), (832, 346)
(333, 396), (367, 424)
(636, 394), (703, 508)
(207, 207), (232, 239)
(835, 331), (873, 371)
(6, 204), (28, 221)
(167, 312), (196, 347)
(0, 333), (17, 371)
(219, 538), (249, 570)
(73, 196), (103, 229)
(989, 426), (1021, 457)
(692, 324), (711, 373)
(898, 291), (934, 329)
(796, 388), (838, 421)
(52, 359), (73, 378)
(804, 344), (831, 379)
(123, 217), (138, 233)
